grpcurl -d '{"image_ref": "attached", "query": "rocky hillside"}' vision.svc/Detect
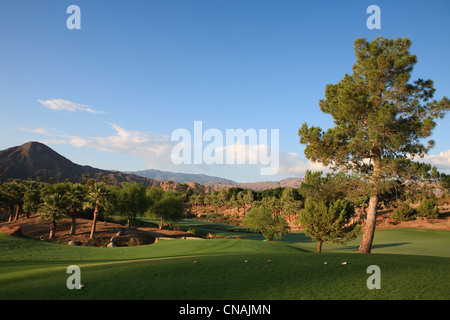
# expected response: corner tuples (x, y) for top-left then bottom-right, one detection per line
(0, 141), (161, 187)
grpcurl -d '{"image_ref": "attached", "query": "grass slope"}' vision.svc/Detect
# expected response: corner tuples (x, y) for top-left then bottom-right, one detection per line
(153, 219), (450, 257)
(0, 232), (449, 300)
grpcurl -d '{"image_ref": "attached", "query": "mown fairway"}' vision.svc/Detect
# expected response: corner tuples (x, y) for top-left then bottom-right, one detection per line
(0, 229), (449, 300)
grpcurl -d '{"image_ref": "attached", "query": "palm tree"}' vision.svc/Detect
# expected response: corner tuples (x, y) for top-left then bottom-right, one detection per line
(66, 183), (86, 235)
(242, 189), (254, 214)
(1, 180), (26, 222)
(84, 183), (112, 239)
(22, 181), (43, 219)
(40, 194), (67, 239)
(189, 193), (203, 213)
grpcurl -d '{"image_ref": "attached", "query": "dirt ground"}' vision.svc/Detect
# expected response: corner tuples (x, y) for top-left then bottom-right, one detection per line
(368, 206), (450, 231)
(0, 213), (196, 247)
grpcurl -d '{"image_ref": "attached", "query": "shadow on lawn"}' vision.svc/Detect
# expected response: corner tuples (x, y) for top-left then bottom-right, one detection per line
(331, 242), (411, 252)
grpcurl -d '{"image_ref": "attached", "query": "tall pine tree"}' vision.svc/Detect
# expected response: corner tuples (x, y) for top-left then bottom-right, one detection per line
(299, 37), (449, 253)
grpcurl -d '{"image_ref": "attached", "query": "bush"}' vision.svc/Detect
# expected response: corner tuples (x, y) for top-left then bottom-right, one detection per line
(243, 206), (289, 241)
(417, 199), (440, 219)
(205, 212), (218, 221)
(188, 227), (198, 235)
(298, 199), (360, 252)
(188, 227), (207, 237)
(391, 202), (416, 221)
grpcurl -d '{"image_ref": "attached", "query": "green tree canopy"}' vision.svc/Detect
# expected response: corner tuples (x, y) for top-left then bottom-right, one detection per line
(116, 182), (151, 226)
(243, 206), (290, 241)
(298, 199), (361, 253)
(39, 193), (68, 239)
(22, 181), (44, 218)
(148, 191), (185, 230)
(0, 180), (26, 221)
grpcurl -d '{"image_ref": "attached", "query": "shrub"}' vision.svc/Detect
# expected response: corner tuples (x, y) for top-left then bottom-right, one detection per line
(391, 202), (416, 221)
(298, 199), (360, 252)
(416, 199), (440, 219)
(188, 227), (198, 235)
(243, 206), (290, 241)
(205, 212), (218, 221)
(188, 227), (207, 237)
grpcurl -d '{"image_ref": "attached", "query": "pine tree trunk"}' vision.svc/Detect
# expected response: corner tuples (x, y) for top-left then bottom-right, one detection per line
(359, 157), (381, 254)
(317, 241), (323, 253)
(358, 194), (378, 253)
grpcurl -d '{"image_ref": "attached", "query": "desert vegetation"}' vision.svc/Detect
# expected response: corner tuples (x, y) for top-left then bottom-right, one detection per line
(1, 166), (449, 252)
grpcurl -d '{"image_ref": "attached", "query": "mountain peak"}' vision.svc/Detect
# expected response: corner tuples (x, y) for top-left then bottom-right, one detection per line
(0, 141), (160, 187)
(0, 141), (77, 181)
(21, 140), (46, 147)
(18, 141), (54, 154)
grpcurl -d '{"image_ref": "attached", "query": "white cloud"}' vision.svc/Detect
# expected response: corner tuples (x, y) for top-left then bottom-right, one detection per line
(19, 123), (176, 170)
(278, 152), (329, 176)
(214, 142), (271, 165)
(19, 123), (333, 179)
(37, 99), (105, 114)
(277, 150), (450, 176)
(18, 127), (52, 135)
(422, 150), (450, 171)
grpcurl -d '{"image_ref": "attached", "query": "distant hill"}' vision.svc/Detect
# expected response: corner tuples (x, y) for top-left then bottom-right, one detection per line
(0, 141), (304, 191)
(0, 141), (160, 187)
(199, 177), (304, 191)
(132, 170), (304, 190)
(132, 168), (235, 185)
(231, 177), (305, 191)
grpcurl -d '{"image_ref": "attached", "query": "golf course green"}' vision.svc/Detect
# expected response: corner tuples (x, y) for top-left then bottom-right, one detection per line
(0, 225), (449, 300)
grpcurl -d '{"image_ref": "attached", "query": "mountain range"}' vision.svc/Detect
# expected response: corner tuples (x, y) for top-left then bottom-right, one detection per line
(131, 169), (305, 191)
(131, 169), (235, 185)
(0, 141), (304, 190)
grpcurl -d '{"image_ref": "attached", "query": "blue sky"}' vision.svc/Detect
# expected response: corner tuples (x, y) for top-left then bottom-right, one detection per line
(0, 0), (449, 182)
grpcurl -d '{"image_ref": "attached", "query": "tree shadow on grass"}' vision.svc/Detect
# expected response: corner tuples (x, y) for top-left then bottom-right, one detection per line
(331, 242), (411, 252)
(280, 232), (315, 244)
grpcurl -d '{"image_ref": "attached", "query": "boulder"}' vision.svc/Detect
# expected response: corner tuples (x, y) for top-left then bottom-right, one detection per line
(107, 241), (117, 247)
(68, 240), (82, 246)
(0, 226), (22, 236)
(128, 238), (139, 246)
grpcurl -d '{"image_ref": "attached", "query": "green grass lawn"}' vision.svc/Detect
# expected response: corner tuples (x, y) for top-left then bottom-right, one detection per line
(1, 227), (449, 300)
(141, 218), (450, 256)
